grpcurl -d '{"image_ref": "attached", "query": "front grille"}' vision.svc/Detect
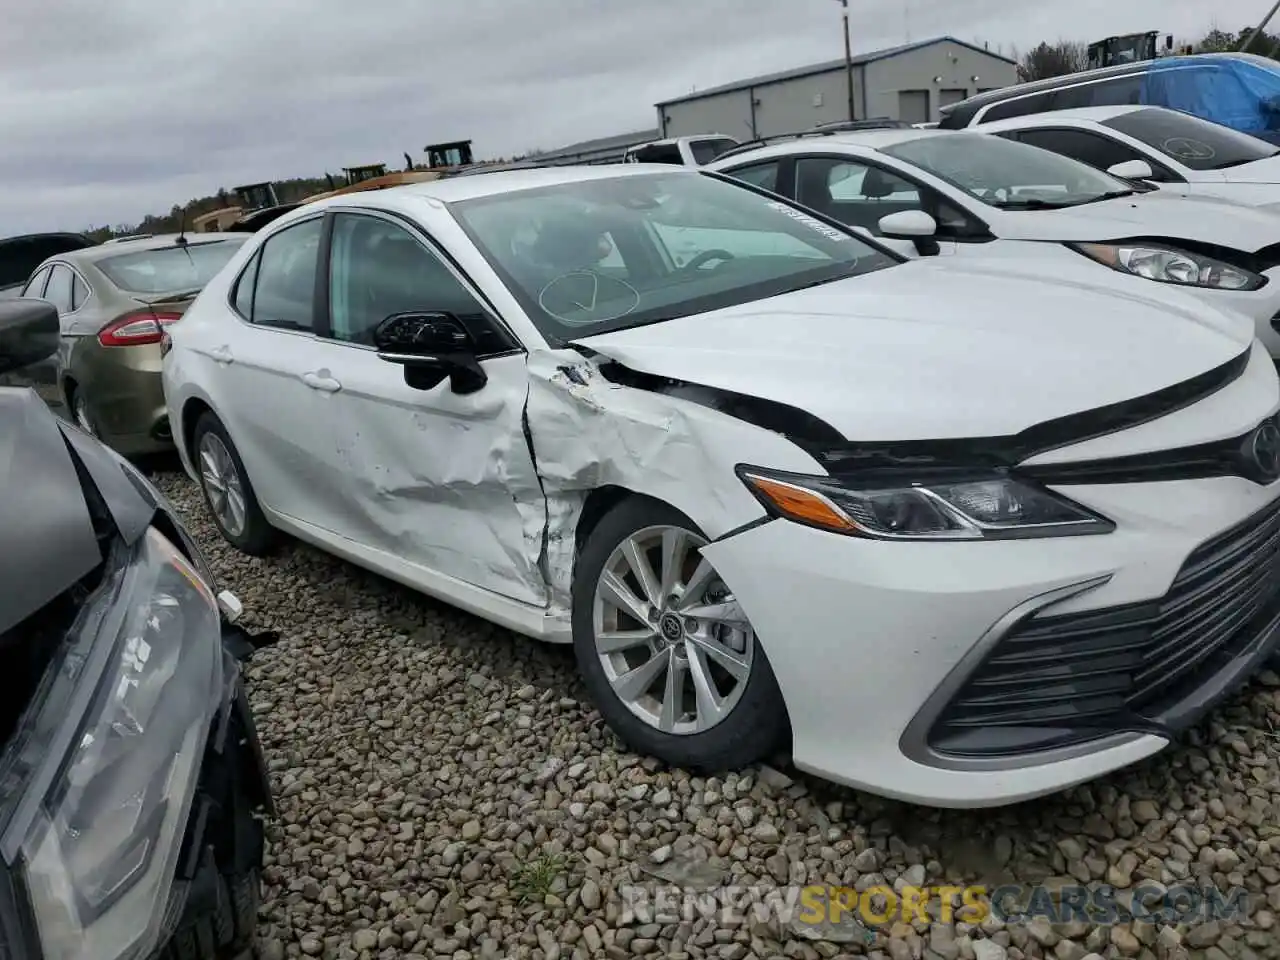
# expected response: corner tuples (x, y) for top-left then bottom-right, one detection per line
(929, 498), (1280, 758)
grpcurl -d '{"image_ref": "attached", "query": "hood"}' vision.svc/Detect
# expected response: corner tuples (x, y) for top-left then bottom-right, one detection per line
(1222, 154), (1280, 184)
(0, 390), (102, 636)
(991, 188), (1280, 251)
(0, 388), (161, 637)
(571, 259), (1252, 442)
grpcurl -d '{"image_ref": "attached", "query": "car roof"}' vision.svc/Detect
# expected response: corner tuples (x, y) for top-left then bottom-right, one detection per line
(938, 52), (1251, 128)
(298, 162), (696, 209)
(975, 105), (1147, 131)
(709, 127), (958, 164)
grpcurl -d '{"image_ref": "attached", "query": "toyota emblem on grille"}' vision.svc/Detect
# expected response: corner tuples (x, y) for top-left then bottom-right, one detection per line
(1245, 420), (1280, 481)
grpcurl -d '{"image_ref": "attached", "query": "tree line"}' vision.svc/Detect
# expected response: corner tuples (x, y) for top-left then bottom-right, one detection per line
(1015, 24), (1278, 83)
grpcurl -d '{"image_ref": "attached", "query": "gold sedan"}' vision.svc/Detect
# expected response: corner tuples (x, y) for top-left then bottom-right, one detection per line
(19, 233), (248, 457)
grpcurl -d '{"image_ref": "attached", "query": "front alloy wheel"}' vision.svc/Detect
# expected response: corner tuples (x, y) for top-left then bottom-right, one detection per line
(594, 525), (754, 734)
(573, 498), (788, 772)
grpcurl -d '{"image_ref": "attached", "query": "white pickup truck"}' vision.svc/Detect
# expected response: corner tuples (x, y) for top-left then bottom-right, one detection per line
(623, 135), (741, 166)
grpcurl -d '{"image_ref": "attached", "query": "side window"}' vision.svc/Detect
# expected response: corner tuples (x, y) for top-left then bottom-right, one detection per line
(21, 266), (51, 298)
(232, 250), (260, 320)
(70, 272), (90, 311)
(327, 213), (507, 353)
(1014, 128), (1178, 181)
(725, 161), (782, 193)
(793, 157), (982, 240)
(251, 218), (323, 331)
(42, 265), (74, 313)
(793, 157), (921, 230)
(981, 92), (1054, 124)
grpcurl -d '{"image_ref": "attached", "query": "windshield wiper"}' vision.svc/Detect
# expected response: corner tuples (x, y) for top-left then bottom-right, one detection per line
(993, 189), (1134, 210)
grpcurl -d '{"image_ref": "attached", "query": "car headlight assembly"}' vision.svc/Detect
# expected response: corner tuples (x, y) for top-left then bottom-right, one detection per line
(738, 467), (1114, 540)
(1070, 241), (1265, 291)
(0, 527), (224, 960)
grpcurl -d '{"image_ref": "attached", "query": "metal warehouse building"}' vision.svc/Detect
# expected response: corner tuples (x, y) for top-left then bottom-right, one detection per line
(656, 36), (1017, 139)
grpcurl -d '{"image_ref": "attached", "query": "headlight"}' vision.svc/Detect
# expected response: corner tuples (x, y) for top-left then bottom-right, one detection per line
(0, 528), (224, 960)
(738, 467), (1114, 540)
(1071, 241), (1265, 291)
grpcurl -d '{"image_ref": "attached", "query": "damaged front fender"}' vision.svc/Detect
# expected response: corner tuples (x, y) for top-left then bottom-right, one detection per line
(524, 349), (828, 629)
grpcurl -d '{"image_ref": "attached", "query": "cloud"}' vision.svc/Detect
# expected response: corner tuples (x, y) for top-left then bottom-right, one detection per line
(0, 0), (1227, 233)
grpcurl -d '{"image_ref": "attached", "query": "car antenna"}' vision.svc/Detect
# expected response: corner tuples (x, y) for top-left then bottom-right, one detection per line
(176, 206), (188, 246)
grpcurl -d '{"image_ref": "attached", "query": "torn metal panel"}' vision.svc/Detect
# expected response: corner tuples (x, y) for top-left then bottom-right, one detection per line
(320, 351), (548, 607)
(524, 349), (827, 623)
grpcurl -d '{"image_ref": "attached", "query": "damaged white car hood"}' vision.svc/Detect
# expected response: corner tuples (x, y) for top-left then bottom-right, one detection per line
(571, 259), (1253, 442)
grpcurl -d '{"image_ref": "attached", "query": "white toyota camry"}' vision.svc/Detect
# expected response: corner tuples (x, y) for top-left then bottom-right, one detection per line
(162, 164), (1280, 807)
(707, 127), (1280, 358)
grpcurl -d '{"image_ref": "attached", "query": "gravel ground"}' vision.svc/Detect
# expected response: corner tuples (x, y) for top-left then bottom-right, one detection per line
(150, 466), (1280, 960)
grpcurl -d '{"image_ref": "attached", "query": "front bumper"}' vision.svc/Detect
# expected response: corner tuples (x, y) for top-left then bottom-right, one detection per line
(703, 473), (1280, 807)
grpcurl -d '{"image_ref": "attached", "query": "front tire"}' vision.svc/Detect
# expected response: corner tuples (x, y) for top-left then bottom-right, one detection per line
(192, 412), (277, 556)
(572, 497), (789, 772)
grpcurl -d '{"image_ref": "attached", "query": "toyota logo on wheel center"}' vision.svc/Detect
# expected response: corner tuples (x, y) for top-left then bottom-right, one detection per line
(659, 613), (684, 642)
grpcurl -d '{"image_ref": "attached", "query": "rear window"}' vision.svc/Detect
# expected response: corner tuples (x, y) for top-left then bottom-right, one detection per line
(1102, 107), (1279, 170)
(690, 138), (739, 165)
(629, 143), (685, 165)
(96, 238), (248, 294)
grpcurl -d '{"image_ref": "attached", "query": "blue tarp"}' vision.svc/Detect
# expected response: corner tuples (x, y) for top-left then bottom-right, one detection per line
(1141, 55), (1280, 136)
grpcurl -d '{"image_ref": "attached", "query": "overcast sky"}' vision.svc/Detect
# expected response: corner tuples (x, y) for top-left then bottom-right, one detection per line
(0, 0), (1250, 234)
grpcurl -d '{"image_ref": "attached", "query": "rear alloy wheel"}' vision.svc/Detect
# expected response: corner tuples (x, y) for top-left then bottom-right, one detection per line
(573, 498), (788, 771)
(192, 413), (277, 556)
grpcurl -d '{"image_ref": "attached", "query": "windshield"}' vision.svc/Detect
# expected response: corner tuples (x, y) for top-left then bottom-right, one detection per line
(882, 132), (1135, 209)
(95, 238), (247, 294)
(1102, 107), (1279, 171)
(449, 171), (896, 342)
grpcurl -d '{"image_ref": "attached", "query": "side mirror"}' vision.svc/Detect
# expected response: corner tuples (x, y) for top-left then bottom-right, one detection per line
(878, 210), (938, 237)
(0, 298), (59, 376)
(373, 311), (487, 395)
(877, 210), (940, 257)
(1106, 159), (1155, 181)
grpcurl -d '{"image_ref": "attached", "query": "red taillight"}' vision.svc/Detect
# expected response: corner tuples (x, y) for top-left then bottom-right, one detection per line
(98, 311), (182, 348)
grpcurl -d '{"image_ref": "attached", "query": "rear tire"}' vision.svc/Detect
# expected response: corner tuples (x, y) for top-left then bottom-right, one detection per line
(192, 412), (277, 556)
(572, 496), (790, 772)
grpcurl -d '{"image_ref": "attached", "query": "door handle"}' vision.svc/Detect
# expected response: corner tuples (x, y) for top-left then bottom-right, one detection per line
(209, 345), (234, 364)
(302, 372), (342, 393)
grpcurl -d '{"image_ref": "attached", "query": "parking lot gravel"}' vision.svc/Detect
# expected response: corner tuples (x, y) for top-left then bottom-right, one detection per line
(150, 466), (1280, 960)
